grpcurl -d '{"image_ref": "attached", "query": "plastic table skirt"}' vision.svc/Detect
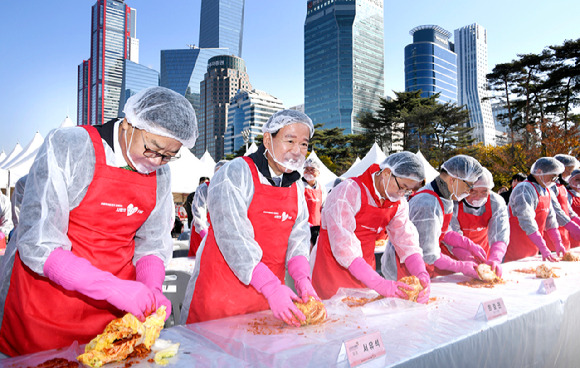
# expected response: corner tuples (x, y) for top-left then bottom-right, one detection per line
(2, 249), (580, 368)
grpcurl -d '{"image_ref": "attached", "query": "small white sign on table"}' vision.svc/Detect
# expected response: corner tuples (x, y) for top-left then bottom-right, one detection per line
(538, 278), (556, 294)
(337, 330), (386, 367)
(474, 298), (507, 321)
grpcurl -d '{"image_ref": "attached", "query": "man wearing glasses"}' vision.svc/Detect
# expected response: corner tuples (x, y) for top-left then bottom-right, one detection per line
(406, 155), (485, 279)
(0, 87), (198, 356)
(505, 157), (568, 262)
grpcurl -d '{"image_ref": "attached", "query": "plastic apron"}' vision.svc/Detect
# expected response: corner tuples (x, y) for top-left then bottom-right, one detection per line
(0, 125), (157, 356)
(312, 164), (399, 300)
(396, 190), (453, 279)
(568, 188), (580, 248)
(456, 196), (493, 256)
(505, 181), (550, 262)
(304, 185), (323, 227)
(546, 184), (571, 252)
(186, 156), (298, 324)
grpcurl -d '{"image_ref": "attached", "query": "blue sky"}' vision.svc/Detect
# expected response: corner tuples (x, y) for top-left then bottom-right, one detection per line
(1, 0), (578, 153)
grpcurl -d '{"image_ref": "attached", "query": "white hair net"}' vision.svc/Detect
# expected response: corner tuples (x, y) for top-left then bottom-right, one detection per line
(473, 167), (494, 189)
(262, 110), (314, 138)
(441, 155), (483, 183)
(379, 152), (425, 181)
(570, 169), (580, 180)
(123, 86), (198, 148)
(554, 154), (578, 168)
(214, 160), (229, 172)
(304, 158), (321, 170)
(531, 157), (565, 176)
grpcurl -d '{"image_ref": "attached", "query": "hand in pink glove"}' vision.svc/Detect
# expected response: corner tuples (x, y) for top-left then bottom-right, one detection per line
(0, 232), (5, 241)
(288, 255), (320, 302)
(449, 246), (477, 263)
(44, 248), (157, 321)
(486, 241), (507, 277)
(433, 254), (478, 279)
(199, 229), (208, 238)
(443, 231), (486, 263)
(250, 262), (305, 326)
(546, 228), (566, 257)
(348, 257), (412, 299)
(403, 253), (430, 304)
(136, 255), (172, 321)
(528, 231), (558, 262)
(564, 221), (580, 242)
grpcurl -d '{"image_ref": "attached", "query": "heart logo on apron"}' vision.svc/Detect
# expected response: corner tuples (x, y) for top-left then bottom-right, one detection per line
(127, 203), (139, 216)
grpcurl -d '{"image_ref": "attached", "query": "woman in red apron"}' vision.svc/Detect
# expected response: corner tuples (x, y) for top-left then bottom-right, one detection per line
(302, 158), (326, 249)
(505, 157), (566, 262)
(0, 87), (197, 357)
(402, 155), (484, 280)
(451, 168), (510, 276)
(183, 110), (320, 327)
(312, 152), (429, 302)
(567, 169), (580, 248)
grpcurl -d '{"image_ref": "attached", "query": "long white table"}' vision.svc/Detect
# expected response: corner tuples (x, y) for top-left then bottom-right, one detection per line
(2, 251), (580, 367)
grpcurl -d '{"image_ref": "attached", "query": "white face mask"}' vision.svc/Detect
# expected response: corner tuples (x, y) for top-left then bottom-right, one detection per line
(382, 173), (402, 203)
(303, 173), (316, 182)
(563, 175), (571, 182)
(452, 179), (469, 201)
(267, 140), (306, 173)
(466, 196), (487, 208)
(125, 129), (161, 174)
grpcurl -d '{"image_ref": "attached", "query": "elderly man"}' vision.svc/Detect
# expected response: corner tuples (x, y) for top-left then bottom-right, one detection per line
(302, 158), (327, 248)
(0, 87), (198, 356)
(450, 168), (510, 276)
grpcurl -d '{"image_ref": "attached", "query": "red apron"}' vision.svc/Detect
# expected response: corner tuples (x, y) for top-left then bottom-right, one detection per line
(568, 188), (580, 248)
(188, 212), (210, 257)
(0, 126), (157, 356)
(546, 184), (571, 251)
(186, 156), (298, 323)
(395, 190), (453, 279)
(304, 185), (323, 227)
(456, 196), (493, 256)
(312, 164), (399, 300)
(505, 181), (550, 262)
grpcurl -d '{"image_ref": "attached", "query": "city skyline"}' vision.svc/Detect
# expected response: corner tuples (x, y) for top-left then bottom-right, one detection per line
(1, 0), (579, 152)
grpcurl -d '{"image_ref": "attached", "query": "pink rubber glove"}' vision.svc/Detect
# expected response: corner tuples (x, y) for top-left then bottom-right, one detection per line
(403, 253), (430, 304)
(443, 231), (486, 263)
(486, 241), (507, 277)
(528, 231), (557, 262)
(433, 254), (479, 279)
(572, 216), (580, 227)
(135, 255), (172, 321)
(288, 255), (320, 302)
(44, 248), (157, 321)
(250, 262), (305, 326)
(199, 229), (208, 238)
(0, 232), (5, 241)
(564, 221), (580, 242)
(545, 228), (566, 257)
(449, 246), (477, 263)
(348, 257), (412, 299)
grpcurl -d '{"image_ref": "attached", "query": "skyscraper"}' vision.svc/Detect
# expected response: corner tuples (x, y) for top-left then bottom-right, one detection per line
(455, 24), (496, 146)
(196, 55), (252, 160)
(199, 0), (245, 57)
(77, 0), (138, 126)
(304, 0), (385, 134)
(224, 89), (284, 155)
(405, 25), (457, 104)
(118, 60), (159, 116)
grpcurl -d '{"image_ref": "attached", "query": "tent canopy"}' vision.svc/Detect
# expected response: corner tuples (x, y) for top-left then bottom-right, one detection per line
(305, 150), (337, 192)
(340, 142), (386, 179)
(416, 150), (439, 183)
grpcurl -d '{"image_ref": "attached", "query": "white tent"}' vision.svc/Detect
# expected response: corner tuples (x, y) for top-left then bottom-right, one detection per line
(59, 116), (75, 128)
(340, 142), (387, 179)
(199, 150), (216, 177)
(416, 150), (439, 183)
(1, 132), (44, 170)
(305, 150), (337, 191)
(0, 151), (6, 165)
(168, 147), (204, 193)
(0, 143), (23, 168)
(244, 142), (258, 156)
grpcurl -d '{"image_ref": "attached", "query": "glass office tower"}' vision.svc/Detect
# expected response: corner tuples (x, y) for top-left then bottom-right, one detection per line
(304, 0), (385, 134)
(77, 0), (138, 126)
(199, 0), (245, 57)
(224, 89), (284, 155)
(405, 25), (457, 104)
(455, 23), (496, 146)
(118, 60), (159, 116)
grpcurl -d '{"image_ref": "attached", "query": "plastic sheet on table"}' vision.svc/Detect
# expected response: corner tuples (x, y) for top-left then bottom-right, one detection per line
(0, 342), (82, 368)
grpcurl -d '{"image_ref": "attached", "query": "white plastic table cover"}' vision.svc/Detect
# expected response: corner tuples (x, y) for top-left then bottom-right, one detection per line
(1, 250), (580, 368)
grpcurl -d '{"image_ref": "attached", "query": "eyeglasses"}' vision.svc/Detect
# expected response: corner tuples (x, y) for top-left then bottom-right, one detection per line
(140, 131), (180, 163)
(304, 167), (319, 174)
(393, 175), (413, 195)
(462, 179), (474, 191)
